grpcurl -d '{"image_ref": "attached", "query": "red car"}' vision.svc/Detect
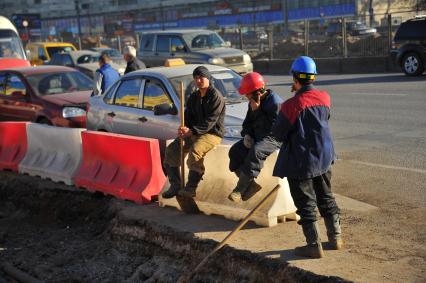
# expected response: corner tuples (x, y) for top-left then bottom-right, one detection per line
(0, 66), (93, 127)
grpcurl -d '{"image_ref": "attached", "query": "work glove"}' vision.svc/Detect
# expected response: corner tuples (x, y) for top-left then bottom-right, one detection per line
(243, 135), (254, 149)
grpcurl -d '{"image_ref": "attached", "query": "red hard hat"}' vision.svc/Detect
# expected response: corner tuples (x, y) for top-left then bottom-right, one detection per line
(238, 72), (266, 95)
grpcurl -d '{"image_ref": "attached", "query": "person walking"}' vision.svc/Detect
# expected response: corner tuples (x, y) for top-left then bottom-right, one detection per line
(93, 52), (120, 96)
(228, 72), (282, 202)
(272, 56), (342, 258)
(162, 66), (225, 199)
(123, 45), (145, 74)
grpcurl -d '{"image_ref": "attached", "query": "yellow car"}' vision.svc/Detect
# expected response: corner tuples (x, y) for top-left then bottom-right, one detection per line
(26, 42), (77, 66)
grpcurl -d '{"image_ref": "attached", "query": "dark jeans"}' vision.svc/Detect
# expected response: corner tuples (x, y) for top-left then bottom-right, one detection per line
(287, 170), (340, 225)
(229, 137), (281, 178)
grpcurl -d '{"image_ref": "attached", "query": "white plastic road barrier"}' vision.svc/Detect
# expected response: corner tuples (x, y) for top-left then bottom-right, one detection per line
(18, 123), (84, 185)
(159, 143), (298, 227)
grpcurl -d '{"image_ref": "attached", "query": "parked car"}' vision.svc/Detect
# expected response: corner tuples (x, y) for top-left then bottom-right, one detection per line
(0, 66), (93, 127)
(89, 47), (127, 66)
(326, 21), (377, 36)
(138, 29), (253, 74)
(26, 42), (77, 66)
(49, 50), (126, 78)
(86, 64), (246, 142)
(390, 16), (426, 76)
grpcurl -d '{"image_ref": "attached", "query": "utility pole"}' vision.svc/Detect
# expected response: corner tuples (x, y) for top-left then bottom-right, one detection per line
(74, 0), (82, 39)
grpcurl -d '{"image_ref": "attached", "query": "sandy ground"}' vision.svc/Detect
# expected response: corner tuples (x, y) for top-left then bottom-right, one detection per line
(1, 157), (425, 282)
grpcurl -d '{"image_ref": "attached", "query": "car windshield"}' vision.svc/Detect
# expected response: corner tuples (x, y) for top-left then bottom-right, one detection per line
(182, 32), (227, 49)
(46, 46), (75, 58)
(101, 48), (121, 57)
(0, 31), (26, 59)
(27, 71), (93, 96)
(169, 70), (245, 104)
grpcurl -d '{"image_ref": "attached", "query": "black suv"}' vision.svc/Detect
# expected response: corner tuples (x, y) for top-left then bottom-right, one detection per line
(391, 16), (426, 76)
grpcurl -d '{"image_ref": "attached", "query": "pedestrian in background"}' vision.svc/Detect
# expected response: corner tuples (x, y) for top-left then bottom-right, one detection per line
(123, 45), (145, 74)
(228, 72), (282, 202)
(93, 52), (120, 96)
(162, 66), (225, 199)
(272, 56), (343, 258)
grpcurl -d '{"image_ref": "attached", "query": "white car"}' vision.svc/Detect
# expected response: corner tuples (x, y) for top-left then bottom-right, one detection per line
(86, 64), (247, 142)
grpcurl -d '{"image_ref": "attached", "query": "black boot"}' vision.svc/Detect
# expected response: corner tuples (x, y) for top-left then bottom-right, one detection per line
(295, 222), (324, 258)
(324, 214), (343, 250)
(241, 179), (262, 201)
(228, 172), (252, 202)
(162, 166), (181, 199)
(179, 170), (203, 198)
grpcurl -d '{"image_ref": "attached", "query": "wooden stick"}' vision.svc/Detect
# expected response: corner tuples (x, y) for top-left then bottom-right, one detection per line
(179, 81), (185, 190)
(178, 184), (281, 282)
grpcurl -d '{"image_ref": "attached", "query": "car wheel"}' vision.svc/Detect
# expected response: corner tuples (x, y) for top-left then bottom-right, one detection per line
(402, 52), (424, 76)
(37, 118), (52, 125)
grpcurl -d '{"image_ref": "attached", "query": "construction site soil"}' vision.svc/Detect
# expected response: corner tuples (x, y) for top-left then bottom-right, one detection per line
(0, 171), (346, 283)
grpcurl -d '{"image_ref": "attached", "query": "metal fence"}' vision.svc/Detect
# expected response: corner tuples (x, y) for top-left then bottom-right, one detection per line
(220, 11), (422, 60)
(40, 10), (422, 60)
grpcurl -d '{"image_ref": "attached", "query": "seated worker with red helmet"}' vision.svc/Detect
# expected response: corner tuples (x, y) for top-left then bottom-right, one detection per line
(228, 72), (283, 202)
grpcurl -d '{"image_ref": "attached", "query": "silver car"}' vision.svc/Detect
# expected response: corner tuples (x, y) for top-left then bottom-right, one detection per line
(86, 64), (247, 142)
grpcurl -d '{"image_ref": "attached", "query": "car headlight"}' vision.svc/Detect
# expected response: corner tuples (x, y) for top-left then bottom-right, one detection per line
(62, 107), (86, 118)
(208, 57), (225, 65)
(243, 54), (251, 64)
(224, 125), (242, 139)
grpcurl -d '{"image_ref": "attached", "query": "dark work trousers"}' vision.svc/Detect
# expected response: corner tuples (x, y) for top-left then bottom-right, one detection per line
(229, 137), (281, 178)
(287, 169), (340, 225)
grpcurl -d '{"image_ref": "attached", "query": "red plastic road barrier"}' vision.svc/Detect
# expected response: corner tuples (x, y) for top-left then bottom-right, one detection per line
(74, 131), (166, 204)
(0, 122), (28, 171)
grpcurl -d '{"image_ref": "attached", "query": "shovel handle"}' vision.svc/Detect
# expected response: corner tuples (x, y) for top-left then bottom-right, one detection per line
(180, 81), (185, 190)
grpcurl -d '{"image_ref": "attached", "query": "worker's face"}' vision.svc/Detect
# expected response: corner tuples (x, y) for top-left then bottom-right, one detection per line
(246, 90), (261, 102)
(123, 53), (130, 62)
(193, 75), (209, 90)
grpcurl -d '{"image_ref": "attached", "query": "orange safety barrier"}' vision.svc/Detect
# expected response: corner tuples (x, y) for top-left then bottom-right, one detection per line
(0, 122), (28, 171)
(74, 131), (166, 204)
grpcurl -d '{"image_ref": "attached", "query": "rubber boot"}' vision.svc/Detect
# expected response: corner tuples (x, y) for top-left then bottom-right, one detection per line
(295, 222), (324, 258)
(242, 179), (262, 201)
(179, 170), (203, 198)
(324, 214), (343, 250)
(228, 172), (252, 202)
(161, 166), (181, 199)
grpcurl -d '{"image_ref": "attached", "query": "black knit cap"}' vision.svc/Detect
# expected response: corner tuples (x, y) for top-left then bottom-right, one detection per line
(192, 66), (211, 79)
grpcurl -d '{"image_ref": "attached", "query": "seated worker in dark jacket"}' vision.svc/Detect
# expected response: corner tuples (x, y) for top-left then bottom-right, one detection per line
(123, 45), (145, 74)
(228, 72), (283, 202)
(162, 66), (225, 199)
(272, 56), (342, 259)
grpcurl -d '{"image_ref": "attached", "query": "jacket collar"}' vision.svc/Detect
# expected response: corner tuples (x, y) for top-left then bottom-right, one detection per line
(295, 84), (314, 96)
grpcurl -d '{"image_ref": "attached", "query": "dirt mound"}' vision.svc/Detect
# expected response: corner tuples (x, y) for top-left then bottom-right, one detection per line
(0, 171), (347, 282)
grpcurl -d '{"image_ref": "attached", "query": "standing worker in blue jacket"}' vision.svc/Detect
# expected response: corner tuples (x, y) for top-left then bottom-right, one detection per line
(272, 56), (343, 258)
(93, 52), (120, 96)
(228, 72), (283, 202)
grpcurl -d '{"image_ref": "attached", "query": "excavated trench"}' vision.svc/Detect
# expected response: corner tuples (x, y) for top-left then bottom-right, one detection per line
(0, 171), (347, 283)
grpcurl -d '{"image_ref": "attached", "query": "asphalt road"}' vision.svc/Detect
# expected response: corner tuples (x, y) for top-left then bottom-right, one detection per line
(266, 73), (426, 172)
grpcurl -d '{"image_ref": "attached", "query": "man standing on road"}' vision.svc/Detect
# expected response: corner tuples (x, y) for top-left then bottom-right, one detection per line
(123, 45), (145, 74)
(228, 72), (282, 202)
(93, 52), (120, 96)
(272, 56), (343, 258)
(162, 66), (225, 199)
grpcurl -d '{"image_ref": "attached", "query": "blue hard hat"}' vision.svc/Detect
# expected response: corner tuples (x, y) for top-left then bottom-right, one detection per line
(290, 56), (317, 74)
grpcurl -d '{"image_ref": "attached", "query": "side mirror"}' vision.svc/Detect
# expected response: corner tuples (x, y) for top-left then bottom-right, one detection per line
(11, 91), (28, 100)
(26, 49), (31, 58)
(154, 103), (177, 116)
(224, 41), (231, 47)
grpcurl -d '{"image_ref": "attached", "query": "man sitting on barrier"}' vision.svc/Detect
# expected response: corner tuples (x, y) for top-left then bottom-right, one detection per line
(162, 66), (225, 199)
(228, 72), (283, 202)
(272, 56), (342, 258)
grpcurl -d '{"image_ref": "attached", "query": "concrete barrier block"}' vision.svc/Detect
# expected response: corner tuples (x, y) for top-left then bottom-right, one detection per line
(341, 57), (388, 73)
(18, 124), (84, 185)
(159, 143), (297, 227)
(0, 122), (28, 171)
